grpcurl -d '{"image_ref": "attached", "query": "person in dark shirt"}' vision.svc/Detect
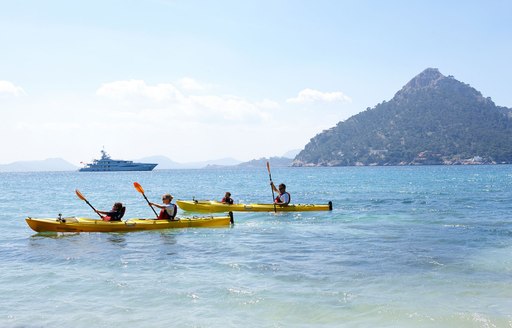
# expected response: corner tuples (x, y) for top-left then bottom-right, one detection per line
(221, 192), (234, 204)
(96, 202), (125, 221)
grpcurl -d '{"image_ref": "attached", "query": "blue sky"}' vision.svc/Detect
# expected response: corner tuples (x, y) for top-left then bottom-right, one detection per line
(1, 0), (511, 164)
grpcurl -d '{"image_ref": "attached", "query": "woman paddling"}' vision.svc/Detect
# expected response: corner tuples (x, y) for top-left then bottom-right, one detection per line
(149, 193), (177, 220)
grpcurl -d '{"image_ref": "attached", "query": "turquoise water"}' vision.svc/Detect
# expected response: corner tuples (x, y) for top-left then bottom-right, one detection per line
(1, 166), (512, 327)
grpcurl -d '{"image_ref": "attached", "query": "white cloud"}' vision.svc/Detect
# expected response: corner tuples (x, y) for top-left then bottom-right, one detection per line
(96, 79), (185, 102)
(0, 81), (26, 97)
(190, 95), (272, 121)
(0, 79), (350, 164)
(178, 77), (206, 91)
(287, 88), (351, 104)
(257, 99), (280, 109)
(96, 79), (272, 122)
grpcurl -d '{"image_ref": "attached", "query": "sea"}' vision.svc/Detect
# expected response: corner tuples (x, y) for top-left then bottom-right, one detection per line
(1, 165), (511, 327)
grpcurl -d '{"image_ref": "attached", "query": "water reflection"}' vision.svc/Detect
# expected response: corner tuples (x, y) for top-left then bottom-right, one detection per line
(107, 233), (127, 247)
(159, 232), (177, 246)
(30, 231), (80, 239)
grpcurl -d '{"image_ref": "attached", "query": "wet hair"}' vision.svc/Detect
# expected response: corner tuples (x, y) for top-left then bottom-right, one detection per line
(113, 202), (123, 210)
(278, 184), (286, 190)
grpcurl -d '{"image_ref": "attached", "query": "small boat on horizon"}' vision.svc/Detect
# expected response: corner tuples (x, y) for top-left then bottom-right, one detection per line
(79, 150), (158, 172)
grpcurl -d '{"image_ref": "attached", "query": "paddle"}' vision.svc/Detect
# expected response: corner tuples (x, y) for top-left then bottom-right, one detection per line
(133, 182), (159, 219)
(266, 161), (277, 213)
(75, 189), (103, 219)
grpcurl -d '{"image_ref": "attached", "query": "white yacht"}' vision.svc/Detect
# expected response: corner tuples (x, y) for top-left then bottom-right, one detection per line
(79, 150), (157, 172)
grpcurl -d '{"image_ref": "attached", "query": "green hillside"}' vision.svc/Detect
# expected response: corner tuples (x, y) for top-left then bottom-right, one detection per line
(293, 68), (512, 166)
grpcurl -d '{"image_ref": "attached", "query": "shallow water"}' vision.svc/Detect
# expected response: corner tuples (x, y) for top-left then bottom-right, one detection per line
(1, 166), (512, 327)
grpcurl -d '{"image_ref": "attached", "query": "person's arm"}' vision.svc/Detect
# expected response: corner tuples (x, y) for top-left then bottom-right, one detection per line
(270, 182), (279, 193)
(149, 202), (164, 209)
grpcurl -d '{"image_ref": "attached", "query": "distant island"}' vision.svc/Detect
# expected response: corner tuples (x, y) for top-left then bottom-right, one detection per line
(237, 156), (293, 168)
(0, 158), (79, 172)
(293, 68), (512, 166)
(0, 151), (299, 172)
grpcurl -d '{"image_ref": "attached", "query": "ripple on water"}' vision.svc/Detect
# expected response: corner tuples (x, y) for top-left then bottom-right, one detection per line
(2, 167), (512, 327)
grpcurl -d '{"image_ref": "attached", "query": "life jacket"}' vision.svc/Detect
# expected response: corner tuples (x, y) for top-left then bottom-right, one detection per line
(103, 207), (126, 221)
(275, 192), (291, 204)
(158, 204), (177, 220)
(222, 197), (234, 204)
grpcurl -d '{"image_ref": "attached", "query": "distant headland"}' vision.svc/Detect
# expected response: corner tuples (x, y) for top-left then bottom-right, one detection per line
(293, 68), (512, 166)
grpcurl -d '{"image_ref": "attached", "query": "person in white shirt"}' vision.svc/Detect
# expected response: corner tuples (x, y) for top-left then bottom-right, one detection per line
(271, 183), (291, 205)
(149, 193), (177, 220)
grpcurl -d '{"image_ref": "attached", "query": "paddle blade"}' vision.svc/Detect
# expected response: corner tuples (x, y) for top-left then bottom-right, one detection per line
(75, 189), (86, 201)
(133, 182), (144, 194)
(266, 161), (271, 173)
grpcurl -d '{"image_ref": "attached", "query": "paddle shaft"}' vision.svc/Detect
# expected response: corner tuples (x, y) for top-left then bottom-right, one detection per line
(266, 162), (277, 213)
(133, 182), (159, 219)
(143, 192), (159, 218)
(75, 190), (103, 219)
(86, 200), (104, 219)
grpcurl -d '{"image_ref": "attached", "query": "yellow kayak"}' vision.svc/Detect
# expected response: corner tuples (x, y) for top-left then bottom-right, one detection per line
(26, 213), (234, 233)
(176, 200), (333, 213)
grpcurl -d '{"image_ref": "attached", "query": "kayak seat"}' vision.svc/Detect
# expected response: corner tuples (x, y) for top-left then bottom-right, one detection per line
(118, 206), (126, 220)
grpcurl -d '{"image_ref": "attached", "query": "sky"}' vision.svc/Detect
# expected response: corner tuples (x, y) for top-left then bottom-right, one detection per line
(1, 0), (511, 165)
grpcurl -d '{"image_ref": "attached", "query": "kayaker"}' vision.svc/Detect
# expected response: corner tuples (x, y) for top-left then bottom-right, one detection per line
(221, 192), (234, 204)
(271, 182), (291, 205)
(96, 202), (125, 221)
(149, 193), (177, 220)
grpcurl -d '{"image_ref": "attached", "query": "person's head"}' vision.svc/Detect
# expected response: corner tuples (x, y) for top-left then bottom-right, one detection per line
(112, 202), (123, 211)
(225, 192), (231, 198)
(162, 193), (173, 204)
(278, 183), (286, 193)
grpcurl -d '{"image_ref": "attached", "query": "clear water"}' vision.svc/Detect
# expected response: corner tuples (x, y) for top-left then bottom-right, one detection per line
(1, 166), (512, 327)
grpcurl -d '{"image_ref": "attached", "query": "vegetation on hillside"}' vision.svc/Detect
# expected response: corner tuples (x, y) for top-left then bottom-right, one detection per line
(293, 68), (512, 166)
